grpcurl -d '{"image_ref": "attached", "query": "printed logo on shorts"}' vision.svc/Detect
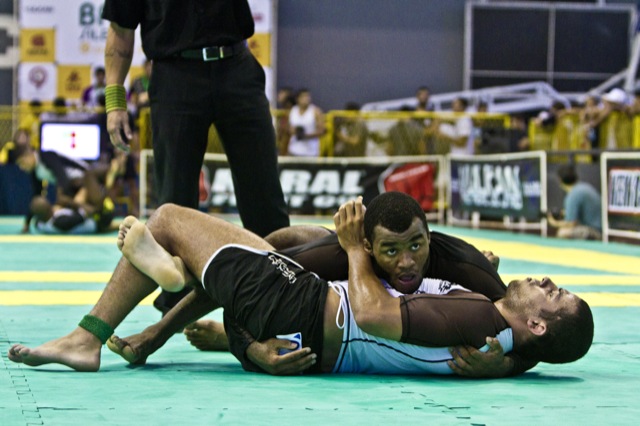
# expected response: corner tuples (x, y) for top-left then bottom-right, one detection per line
(268, 255), (297, 284)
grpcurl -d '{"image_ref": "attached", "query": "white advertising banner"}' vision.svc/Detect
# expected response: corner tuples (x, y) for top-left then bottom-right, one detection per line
(18, 0), (145, 102)
(18, 0), (275, 103)
(18, 62), (57, 101)
(248, 0), (276, 104)
(248, 0), (274, 33)
(18, 0), (58, 28)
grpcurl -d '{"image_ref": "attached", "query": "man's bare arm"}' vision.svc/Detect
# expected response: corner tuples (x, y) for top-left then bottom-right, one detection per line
(333, 197), (402, 340)
(105, 22), (134, 151)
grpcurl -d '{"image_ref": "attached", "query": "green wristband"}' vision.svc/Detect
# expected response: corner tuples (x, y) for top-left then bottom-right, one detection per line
(78, 314), (114, 344)
(105, 84), (127, 113)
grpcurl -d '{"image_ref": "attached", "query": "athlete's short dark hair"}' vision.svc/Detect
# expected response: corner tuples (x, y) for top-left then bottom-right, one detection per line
(522, 298), (594, 364)
(364, 192), (429, 243)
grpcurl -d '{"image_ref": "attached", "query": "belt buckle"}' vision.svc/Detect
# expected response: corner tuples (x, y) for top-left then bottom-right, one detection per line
(202, 46), (223, 61)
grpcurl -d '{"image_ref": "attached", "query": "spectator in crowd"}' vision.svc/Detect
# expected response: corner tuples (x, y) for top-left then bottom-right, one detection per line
(578, 95), (605, 152)
(18, 99), (43, 150)
(533, 101), (567, 129)
(288, 88), (325, 157)
(414, 86), (434, 112)
(333, 102), (368, 157)
(426, 97), (475, 156)
(39, 97), (93, 123)
(128, 59), (152, 116)
(41, 97), (69, 121)
(507, 114), (531, 152)
(277, 87), (295, 109)
(82, 67), (107, 110)
(626, 89), (640, 116)
(275, 87), (295, 155)
(596, 88), (632, 150)
(387, 106), (426, 156)
(547, 164), (602, 240)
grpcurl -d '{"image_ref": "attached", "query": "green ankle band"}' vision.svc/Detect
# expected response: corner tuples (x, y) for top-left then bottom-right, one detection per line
(78, 315), (114, 344)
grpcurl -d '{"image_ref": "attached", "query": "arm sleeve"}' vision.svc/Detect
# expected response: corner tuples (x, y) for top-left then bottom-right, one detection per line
(400, 292), (508, 349)
(102, 0), (144, 29)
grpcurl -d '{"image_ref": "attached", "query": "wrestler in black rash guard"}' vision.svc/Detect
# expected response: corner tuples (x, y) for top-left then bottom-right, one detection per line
(278, 230), (507, 301)
(276, 230), (535, 376)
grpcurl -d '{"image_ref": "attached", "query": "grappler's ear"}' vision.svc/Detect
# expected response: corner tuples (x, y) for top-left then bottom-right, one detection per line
(363, 238), (373, 255)
(526, 318), (548, 337)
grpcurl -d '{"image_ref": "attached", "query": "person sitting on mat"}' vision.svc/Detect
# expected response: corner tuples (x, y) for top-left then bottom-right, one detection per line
(8, 193), (594, 377)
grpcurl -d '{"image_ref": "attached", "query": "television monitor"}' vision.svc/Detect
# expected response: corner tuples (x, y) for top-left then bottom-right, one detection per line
(40, 122), (101, 161)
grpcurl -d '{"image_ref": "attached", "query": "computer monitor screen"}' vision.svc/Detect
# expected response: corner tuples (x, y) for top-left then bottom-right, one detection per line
(40, 122), (101, 161)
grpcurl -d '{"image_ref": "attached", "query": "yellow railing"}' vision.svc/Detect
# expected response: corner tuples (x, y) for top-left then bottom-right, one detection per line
(2, 105), (638, 159)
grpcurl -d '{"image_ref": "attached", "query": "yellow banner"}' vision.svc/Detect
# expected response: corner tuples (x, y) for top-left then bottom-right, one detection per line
(248, 33), (271, 67)
(20, 28), (56, 63)
(57, 65), (92, 100)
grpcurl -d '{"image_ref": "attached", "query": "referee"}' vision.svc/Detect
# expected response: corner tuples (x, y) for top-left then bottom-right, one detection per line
(101, 0), (290, 313)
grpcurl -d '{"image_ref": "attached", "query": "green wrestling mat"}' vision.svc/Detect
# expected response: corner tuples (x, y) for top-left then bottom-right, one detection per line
(1, 215), (639, 425)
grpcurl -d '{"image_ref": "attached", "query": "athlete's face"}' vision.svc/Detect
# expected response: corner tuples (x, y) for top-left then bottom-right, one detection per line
(504, 277), (580, 319)
(366, 217), (430, 294)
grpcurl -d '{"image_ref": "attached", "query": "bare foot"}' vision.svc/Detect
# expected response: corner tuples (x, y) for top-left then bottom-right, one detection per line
(106, 335), (148, 365)
(117, 216), (188, 292)
(184, 320), (229, 351)
(7, 328), (102, 372)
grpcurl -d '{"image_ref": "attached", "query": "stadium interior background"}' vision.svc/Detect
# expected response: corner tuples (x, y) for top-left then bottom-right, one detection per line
(0, 0), (639, 243)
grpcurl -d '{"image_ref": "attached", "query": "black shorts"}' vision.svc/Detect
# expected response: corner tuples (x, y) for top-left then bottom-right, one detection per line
(202, 245), (328, 373)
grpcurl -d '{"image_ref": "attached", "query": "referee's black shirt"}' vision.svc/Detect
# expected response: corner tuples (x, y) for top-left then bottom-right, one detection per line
(101, 0), (255, 60)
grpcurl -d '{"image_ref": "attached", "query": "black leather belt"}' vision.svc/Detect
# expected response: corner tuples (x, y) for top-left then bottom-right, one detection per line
(178, 41), (247, 61)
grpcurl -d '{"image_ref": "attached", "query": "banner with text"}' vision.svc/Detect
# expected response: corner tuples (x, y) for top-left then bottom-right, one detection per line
(604, 154), (640, 234)
(140, 152), (442, 216)
(449, 153), (545, 220)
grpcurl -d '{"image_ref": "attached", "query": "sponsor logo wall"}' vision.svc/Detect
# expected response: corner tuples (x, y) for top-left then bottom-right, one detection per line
(18, 0), (275, 104)
(141, 152), (442, 216)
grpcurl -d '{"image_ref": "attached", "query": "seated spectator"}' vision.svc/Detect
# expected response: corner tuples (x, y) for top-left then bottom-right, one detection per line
(333, 102), (368, 157)
(547, 165), (602, 240)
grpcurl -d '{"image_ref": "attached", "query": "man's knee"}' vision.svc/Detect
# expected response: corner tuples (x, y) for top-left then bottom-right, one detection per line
(146, 203), (184, 242)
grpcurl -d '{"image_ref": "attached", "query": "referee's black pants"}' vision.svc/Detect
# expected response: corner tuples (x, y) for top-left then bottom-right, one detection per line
(150, 48), (290, 312)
